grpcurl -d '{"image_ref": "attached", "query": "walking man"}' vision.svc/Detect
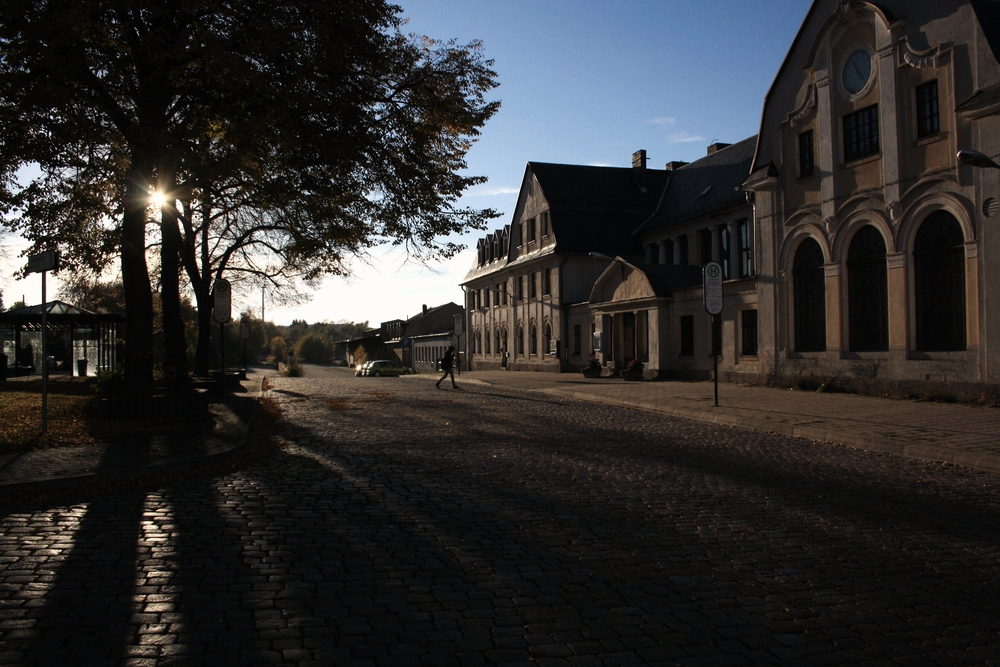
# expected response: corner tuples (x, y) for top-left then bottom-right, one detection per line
(436, 345), (458, 389)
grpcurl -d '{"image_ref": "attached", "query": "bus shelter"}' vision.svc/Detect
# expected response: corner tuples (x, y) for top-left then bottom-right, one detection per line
(0, 301), (124, 378)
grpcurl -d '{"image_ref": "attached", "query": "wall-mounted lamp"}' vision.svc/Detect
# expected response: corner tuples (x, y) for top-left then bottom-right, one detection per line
(958, 149), (1000, 170)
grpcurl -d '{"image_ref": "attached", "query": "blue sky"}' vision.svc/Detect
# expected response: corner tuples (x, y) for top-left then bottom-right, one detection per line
(1, 1), (812, 325)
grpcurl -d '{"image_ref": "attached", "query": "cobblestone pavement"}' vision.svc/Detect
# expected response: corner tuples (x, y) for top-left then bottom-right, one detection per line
(2, 371), (1000, 666)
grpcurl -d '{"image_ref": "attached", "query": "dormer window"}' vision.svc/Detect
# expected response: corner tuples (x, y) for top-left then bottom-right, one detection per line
(540, 211), (550, 237)
(527, 217), (537, 243)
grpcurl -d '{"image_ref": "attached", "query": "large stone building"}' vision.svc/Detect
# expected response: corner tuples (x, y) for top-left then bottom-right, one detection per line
(746, 0), (1000, 386)
(463, 0), (1000, 389)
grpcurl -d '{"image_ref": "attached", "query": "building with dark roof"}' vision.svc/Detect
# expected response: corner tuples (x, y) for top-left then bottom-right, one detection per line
(462, 151), (666, 372)
(463, 0), (1000, 388)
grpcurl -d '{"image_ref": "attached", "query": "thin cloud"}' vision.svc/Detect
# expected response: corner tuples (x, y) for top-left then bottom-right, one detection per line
(468, 185), (519, 196)
(650, 116), (677, 125)
(668, 132), (706, 143)
(588, 162), (616, 167)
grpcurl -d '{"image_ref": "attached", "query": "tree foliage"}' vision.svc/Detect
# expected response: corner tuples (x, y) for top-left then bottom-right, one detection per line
(0, 0), (499, 390)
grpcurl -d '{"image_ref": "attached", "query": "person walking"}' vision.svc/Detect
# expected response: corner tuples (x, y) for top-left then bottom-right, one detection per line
(436, 346), (458, 389)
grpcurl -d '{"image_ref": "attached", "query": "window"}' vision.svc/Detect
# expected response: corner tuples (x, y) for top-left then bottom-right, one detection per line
(517, 276), (525, 301)
(700, 229), (713, 266)
(544, 323), (552, 356)
(648, 243), (660, 264)
(484, 327), (491, 354)
(678, 235), (689, 265)
(515, 221), (522, 247)
(501, 283), (508, 305)
(793, 238), (826, 352)
(799, 130), (815, 177)
(516, 324), (524, 355)
(741, 309), (758, 356)
(527, 217), (537, 243)
(914, 211), (966, 351)
(847, 226), (888, 352)
(541, 211), (550, 237)
(721, 226), (731, 279)
(529, 324), (537, 355)
(573, 324), (581, 356)
(496, 328), (502, 355)
(738, 219), (753, 278)
(843, 104), (879, 162)
(916, 80), (939, 139)
(680, 315), (694, 357)
(710, 315), (721, 356)
(590, 323), (596, 354)
(544, 268), (552, 295)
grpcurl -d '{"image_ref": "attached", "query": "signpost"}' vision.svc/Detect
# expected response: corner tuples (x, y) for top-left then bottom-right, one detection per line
(214, 278), (232, 393)
(26, 251), (59, 434)
(703, 261), (723, 407)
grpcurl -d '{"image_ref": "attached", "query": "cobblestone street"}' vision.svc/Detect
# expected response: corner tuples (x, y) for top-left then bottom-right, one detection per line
(3, 371), (1000, 666)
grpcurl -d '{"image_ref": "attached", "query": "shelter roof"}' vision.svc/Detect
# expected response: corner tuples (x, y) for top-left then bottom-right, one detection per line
(0, 301), (124, 331)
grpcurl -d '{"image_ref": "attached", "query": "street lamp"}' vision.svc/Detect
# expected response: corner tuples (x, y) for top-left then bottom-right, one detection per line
(958, 149), (1000, 170)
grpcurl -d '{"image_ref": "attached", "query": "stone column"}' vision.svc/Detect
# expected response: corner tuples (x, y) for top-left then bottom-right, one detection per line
(824, 263), (842, 352)
(672, 237), (682, 265)
(885, 252), (908, 351)
(658, 240), (669, 265)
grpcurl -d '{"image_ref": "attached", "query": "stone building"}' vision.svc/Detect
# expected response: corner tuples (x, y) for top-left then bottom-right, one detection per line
(462, 155), (667, 372)
(745, 0), (1000, 386)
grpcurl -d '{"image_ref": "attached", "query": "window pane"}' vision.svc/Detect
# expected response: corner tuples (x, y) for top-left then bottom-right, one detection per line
(916, 80), (939, 139)
(843, 104), (879, 162)
(793, 238), (826, 352)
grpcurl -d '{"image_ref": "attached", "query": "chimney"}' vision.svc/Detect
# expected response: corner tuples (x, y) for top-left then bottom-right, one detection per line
(632, 149), (648, 191)
(422, 304), (428, 316)
(706, 142), (732, 155)
(665, 160), (689, 171)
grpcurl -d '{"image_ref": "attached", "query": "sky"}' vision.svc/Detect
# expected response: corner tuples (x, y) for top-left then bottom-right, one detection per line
(0, 0), (812, 326)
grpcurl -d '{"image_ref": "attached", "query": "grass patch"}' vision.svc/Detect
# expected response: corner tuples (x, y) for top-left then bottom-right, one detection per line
(0, 377), (210, 454)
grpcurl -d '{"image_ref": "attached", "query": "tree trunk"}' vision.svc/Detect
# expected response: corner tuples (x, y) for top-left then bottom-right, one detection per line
(122, 159), (155, 395)
(158, 167), (188, 385)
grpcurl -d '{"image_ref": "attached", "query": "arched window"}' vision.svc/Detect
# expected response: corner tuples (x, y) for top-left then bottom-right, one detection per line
(484, 327), (491, 354)
(516, 324), (525, 355)
(793, 238), (826, 352)
(847, 225), (888, 351)
(501, 328), (508, 356)
(914, 211), (966, 351)
(529, 324), (538, 355)
(544, 322), (552, 357)
(495, 328), (501, 356)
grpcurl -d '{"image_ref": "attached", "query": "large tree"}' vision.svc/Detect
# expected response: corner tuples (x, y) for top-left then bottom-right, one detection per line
(0, 0), (499, 391)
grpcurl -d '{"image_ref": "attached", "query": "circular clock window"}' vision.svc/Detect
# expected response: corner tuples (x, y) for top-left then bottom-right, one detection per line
(842, 48), (873, 96)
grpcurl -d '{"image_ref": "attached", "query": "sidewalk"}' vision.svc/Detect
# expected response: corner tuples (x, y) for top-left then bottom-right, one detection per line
(452, 370), (1000, 474)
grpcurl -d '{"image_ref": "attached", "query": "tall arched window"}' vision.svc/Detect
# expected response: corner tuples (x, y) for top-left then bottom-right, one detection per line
(529, 323), (538, 355)
(516, 324), (524, 355)
(484, 327), (491, 354)
(544, 322), (552, 357)
(793, 238), (826, 352)
(501, 327), (508, 356)
(914, 211), (966, 351)
(847, 225), (888, 351)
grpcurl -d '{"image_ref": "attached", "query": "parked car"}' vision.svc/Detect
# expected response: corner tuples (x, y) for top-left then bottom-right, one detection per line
(364, 360), (415, 377)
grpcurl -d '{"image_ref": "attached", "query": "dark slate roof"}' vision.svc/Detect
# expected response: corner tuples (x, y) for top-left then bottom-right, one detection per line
(635, 136), (756, 237)
(529, 163), (669, 256)
(973, 0), (1000, 64)
(639, 263), (705, 295)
